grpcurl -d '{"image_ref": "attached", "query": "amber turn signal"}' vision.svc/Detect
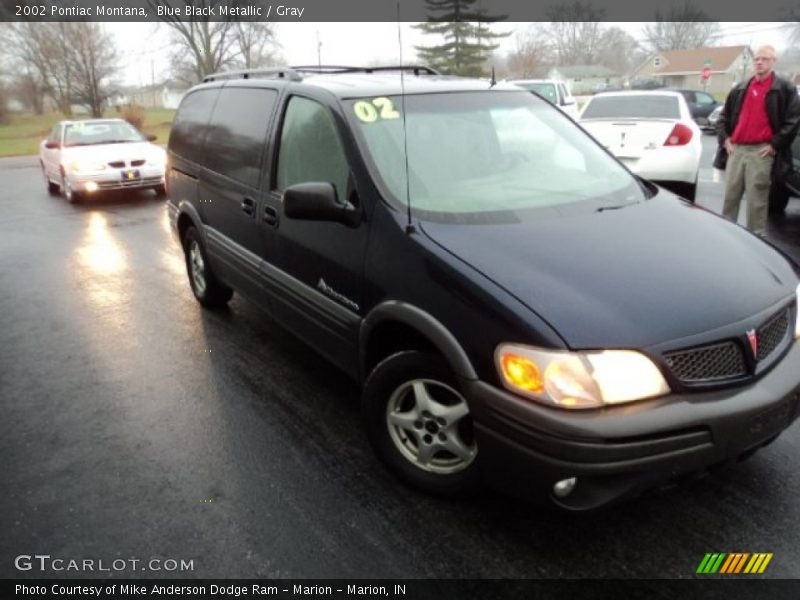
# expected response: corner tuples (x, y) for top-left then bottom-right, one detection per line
(499, 354), (544, 393)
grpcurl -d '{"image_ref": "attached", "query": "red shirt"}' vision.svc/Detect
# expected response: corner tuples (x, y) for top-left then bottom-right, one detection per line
(731, 73), (774, 144)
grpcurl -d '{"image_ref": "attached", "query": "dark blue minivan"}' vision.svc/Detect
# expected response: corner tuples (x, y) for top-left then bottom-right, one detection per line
(166, 66), (800, 510)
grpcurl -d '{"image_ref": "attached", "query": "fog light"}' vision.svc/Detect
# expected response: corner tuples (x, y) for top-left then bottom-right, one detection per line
(85, 181), (98, 193)
(553, 477), (577, 498)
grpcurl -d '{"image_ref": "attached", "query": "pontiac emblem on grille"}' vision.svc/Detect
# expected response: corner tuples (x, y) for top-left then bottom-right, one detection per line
(746, 329), (758, 358)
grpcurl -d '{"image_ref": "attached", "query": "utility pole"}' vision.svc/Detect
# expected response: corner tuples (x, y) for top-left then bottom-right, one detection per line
(316, 30), (322, 68)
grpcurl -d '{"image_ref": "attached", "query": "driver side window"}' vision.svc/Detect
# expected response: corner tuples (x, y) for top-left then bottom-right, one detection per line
(276, 97), (350, 202)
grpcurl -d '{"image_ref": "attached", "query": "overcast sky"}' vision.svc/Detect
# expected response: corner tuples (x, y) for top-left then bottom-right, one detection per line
(107, 22), (794, 87)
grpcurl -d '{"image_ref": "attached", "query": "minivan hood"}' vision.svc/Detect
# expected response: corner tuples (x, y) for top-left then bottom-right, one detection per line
(420, 195), (798, 349)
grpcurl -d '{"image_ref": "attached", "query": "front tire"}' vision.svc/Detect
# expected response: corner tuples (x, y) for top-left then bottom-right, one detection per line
(62, 173), (82, 204)
(43, 163), (60, 195)
(183, 226), (233, 308)
(362, 350), (479, 497)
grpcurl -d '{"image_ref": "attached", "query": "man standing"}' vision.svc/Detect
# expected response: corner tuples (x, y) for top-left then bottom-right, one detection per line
(719, 45), (800, 235)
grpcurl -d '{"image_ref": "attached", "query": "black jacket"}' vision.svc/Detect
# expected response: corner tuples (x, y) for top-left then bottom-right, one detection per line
(715, 74), (800, 179)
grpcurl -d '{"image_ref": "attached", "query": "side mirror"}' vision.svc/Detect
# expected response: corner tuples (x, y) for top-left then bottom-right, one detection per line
(146, 134), (157, 142)
(563, 99), (576, 106)
(44, 141), (60, 149)
(283, 182), (360, 227)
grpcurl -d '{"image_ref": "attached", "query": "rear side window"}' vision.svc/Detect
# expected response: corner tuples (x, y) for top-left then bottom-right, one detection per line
(518, 83), (557, 105)
(276, 96), (349, 200)
(696, 92), (716, 105)
(581, 95), (680, 119)
(205, 87), (277, 188)
(169, 89), (220, 165)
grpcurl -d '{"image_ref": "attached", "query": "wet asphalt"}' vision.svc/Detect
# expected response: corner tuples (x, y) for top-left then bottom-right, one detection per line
(1, 136), (800, 580)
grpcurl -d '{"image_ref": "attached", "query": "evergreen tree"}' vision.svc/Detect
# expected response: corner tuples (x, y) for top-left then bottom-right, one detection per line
(414, 0), (508, 77)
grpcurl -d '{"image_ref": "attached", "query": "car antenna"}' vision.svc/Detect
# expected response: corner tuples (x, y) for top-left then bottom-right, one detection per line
(397, 3), (415, 234)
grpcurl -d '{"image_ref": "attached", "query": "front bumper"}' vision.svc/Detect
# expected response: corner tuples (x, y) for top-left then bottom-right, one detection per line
(468, 341), (800, 510)
(67, 166), (165, 193)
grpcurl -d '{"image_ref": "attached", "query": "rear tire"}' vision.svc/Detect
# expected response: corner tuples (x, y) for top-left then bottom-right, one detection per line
(676, 179), (697, 203)
(768, 183), (790, 216)
(362, 350), (480, 497)
(154, 184), (167, 198)
(183, 226), (233, 308)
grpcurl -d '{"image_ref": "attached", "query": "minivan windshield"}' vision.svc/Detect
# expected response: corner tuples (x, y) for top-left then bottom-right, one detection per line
(64, 121), (146, 147)
(346, 91), (645, 218)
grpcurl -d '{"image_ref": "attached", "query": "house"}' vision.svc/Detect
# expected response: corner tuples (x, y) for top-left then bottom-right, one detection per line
(543, 65), (622, 95)
(116, 81), (188, 110)
(632, 46), (753, 96)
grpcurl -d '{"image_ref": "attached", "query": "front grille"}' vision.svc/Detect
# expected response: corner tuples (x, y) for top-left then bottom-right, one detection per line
(757, 309), (789, 361)
(108, 161), (125, 168)
(97, 177), (162, 190)
(664, 341), (746, 383)
(131, 159), (145, 167)
(663, 307), (792, 386)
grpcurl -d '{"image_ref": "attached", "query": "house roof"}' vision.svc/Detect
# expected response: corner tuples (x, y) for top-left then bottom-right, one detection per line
(653, 46), (750, 75)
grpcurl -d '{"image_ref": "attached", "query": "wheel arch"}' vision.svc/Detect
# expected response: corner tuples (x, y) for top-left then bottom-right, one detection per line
(360, 301), (478, 384)
(175, 201), (204, 248)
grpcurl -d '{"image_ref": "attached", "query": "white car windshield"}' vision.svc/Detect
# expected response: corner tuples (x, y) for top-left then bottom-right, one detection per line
(347, 91), (645, 219)
(582, 95), (681, 119)
(64, 122), (145, 147)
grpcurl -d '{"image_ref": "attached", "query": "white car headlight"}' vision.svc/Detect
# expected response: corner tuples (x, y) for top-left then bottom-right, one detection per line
(795, 283), (800, 340)
(495, 343), (671, 409)
(68, 159), (106, 172)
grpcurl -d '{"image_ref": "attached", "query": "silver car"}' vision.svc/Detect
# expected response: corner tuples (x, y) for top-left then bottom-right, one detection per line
(40, 118), (167, 203)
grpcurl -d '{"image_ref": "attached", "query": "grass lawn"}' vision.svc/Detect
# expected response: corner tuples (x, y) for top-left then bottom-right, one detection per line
(0, 108), (176, 157)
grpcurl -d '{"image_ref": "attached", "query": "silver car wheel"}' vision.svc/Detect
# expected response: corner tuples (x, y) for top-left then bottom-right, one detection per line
(386, 378), (476, 474)
(189, 240), (207, 296)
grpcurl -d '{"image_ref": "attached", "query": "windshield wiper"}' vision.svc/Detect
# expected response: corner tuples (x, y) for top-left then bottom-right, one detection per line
(596, 204), (631, 212)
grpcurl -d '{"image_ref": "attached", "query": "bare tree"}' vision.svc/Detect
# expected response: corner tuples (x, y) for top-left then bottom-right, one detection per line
(8, 23), (73, 115)
(642, 4), (722, 52)
(66, 23), (120, 117)
(6, 22), (119, 117)
(595, 27), (643, 74)
(506, 25), (553, 78)
(147, 1), (279, 83)
(234, 22), (281, 69)
(544, 1), (605, 66)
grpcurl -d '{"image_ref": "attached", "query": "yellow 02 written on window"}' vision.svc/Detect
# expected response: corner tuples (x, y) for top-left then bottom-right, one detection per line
(353, 97), (401, 123)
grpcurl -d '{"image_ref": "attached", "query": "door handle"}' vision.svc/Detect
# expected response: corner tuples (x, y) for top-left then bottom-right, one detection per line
(263, 205), (279, 227)
(242, 197), (255, 216)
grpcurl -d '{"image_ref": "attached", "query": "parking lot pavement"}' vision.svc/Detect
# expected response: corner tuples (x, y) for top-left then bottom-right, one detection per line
(1, 152), (800, 580)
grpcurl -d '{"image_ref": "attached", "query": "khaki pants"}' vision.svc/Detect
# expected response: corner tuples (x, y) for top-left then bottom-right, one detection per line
(722, 143), (774, 236)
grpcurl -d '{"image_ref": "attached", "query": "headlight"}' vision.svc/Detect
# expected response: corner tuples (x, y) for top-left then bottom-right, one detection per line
(68, 159), (106, 172)
(795, 283), (800, 340)
(495, 343), (671, 409)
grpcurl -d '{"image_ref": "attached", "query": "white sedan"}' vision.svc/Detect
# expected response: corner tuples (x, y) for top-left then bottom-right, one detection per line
(40, 118), (167, 203)
(578, 91), (702, 201)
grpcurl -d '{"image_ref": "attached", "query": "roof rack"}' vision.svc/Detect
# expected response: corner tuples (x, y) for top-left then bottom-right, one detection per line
(290, 65), (441, 76)
(202, 65), (441, 83)
(202, 67), (303, 83)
